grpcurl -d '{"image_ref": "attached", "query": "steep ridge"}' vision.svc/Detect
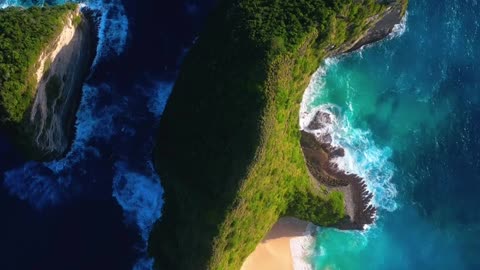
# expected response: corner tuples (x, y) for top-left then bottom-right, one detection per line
(28, 7), (95, 159)
(150, 0), (407, 269)
(0, 4), (95, 160)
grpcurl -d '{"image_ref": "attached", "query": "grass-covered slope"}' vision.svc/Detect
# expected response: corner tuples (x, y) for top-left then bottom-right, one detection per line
(0, 4), (77, 124)
(151, 0), (405, 269)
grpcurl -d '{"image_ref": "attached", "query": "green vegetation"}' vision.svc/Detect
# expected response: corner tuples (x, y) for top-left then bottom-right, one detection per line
(150, 0), (406, 269)
(73, 13), (82, 27)
(0, 4), (77, 124)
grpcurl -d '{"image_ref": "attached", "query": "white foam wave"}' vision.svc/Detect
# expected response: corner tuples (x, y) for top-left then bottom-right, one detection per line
(113, 160), (163, 270)
(113, 161), (163, 242)
(304, 105), (397, 212)
(48, 83), (122, 172)
(0, 0), (14, 8)
(3, 83), (122, 207)
(300, 58), (338, 127)
(389, 13), (408, 39)
(301, 61), (397, 212)
(85, 0), (129, 65)
(290, 223), (316, 270)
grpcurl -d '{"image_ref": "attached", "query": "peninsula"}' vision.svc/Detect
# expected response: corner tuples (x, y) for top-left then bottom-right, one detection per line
(151, 0), (408, 269)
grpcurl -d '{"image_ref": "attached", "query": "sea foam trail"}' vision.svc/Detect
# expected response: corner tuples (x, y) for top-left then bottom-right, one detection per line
(1, 1), (166, 269)
(4, 82), (173, 270)
(85, 0), (129, 66)
(300, 60), (397, 212)
(290, 223), (316, 270)
(299, 13), (409, 213)
(388, 13), (408, 39)
(4, 83), (121, 208)
(296, 12), (410, 270)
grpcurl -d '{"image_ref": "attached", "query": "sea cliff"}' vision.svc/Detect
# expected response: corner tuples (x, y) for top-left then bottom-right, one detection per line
(150, 0), (407, 269)
(300, 0), (407, 230)
(0, 4), (95, 160)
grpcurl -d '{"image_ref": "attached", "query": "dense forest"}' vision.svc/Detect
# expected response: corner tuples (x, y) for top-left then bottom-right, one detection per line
(0, 4), (76, 124)
(150, 0), (405, 269)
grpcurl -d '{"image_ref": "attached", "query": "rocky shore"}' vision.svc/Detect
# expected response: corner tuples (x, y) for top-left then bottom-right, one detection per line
(300, 119), (375, 230)
(300, 0), (406, 230)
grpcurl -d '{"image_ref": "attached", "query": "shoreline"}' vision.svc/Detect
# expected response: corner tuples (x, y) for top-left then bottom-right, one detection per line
(297, 6), (408, 230)
(300, 111), (376, 230)
(241, 217), (315, 270)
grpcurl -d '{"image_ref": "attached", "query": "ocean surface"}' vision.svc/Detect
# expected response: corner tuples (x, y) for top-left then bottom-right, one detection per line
(0, 0), (214, 269)
(1, 0), (479, 270)
(302, 0), (480, 269)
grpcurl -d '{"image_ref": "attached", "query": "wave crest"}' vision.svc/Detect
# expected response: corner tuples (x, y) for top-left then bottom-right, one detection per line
(301, 61), (397, 212)
(113, 161), (164, 242)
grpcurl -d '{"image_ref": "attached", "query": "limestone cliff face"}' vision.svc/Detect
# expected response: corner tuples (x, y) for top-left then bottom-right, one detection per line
(27, 8), (95, 159)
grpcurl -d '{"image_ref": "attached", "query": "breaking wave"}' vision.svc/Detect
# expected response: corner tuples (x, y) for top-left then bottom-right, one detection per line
(1, 0), (176, 269)
(388, 13), (408, 39)
(4, 83), (121, 208)
(301, 60), (397, 212)
(113, 160), (163, 242)
(3, 81), (173, 269)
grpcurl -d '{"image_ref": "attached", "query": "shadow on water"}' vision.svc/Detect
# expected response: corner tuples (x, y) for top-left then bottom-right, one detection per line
(1, 0), (217, 269)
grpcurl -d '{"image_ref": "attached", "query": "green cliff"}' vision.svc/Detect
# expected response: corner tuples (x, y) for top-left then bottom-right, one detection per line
(151, 0), (407, 269)
(0, 4), (95, 159)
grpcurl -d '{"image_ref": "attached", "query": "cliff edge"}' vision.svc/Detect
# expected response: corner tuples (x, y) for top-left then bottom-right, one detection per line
(0, 4), (96, 160)
(150, 0), (407, 269)
(301, 0), (407, 230)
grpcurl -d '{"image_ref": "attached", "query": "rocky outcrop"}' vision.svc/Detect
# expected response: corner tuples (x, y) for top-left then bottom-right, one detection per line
(300, 0), (407, 230)
(330, 0), (407, 56)
(28, 7), (95, 159)
(150, 0), (409, 268)
(301, 125), (376, 230)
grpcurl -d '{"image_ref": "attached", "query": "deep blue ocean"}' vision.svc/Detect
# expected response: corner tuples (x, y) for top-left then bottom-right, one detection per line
(0, 0), (214, 269)
(302, 0), (480, 269)
(1, 0), (480, 269)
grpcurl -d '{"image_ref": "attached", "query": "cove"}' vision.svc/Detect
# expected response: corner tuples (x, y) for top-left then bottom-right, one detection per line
(303, 0), (480, 269)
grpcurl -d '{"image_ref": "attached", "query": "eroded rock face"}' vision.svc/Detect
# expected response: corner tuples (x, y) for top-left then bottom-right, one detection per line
(346, 0), (406, 53)
(329, 0), (407, 56)
(300, 0), (407, 230)
(28, 8), (96, 159)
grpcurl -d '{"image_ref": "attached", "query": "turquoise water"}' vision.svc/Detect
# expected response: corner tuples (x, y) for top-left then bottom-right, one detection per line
(303, 1), (480, 269)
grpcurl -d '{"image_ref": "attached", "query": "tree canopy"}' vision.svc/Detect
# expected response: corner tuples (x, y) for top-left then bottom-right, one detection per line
(0, 4), (76, 124)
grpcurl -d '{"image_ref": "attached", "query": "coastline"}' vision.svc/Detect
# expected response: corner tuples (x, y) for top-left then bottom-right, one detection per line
(150, 0), (409, 268)
(29, 6), (96, 160)
(298, 7), (408, 230)
(241, 217), (315, 270)
(300, 118), (376, 230)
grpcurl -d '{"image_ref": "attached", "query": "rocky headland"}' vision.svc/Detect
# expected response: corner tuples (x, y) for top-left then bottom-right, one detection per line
(28, 7), (96, 159)
(150, 0), (408, 269)
(301, 0), (406, 230)
(0, 5), (96, 160)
